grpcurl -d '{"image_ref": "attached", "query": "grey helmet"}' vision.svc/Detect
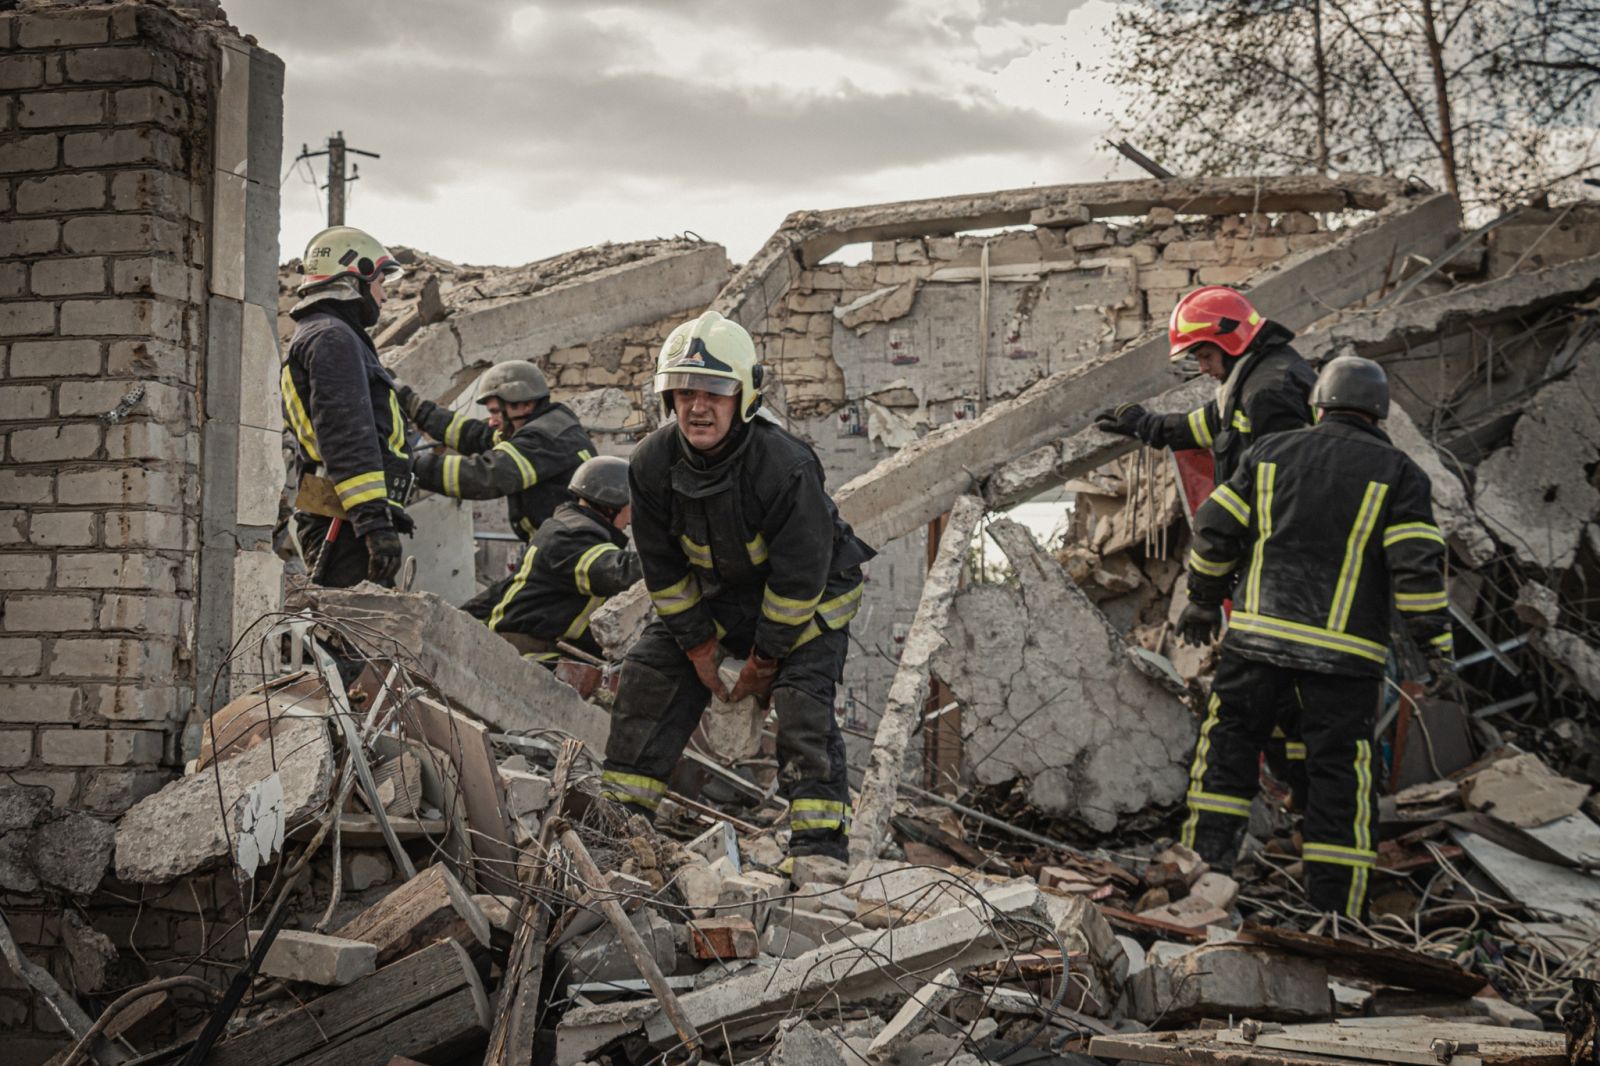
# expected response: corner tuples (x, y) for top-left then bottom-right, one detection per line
(568, 455), (630, 511)
(476, 360), (550, 406)
(1311, 355), (1389, 419)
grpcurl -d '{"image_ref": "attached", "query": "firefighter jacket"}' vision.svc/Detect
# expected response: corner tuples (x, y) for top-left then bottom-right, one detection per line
(281, 301), (411, 537)
(630, 418), (876, 660)
(467, 500), (641, 646)
(1138, 323), (1317, 481)
(409, 396), (595, 540)
(1188, 413), (1455, 677)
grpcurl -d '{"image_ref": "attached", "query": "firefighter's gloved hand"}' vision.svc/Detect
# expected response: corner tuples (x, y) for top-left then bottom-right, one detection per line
(1427, 656), (1461, 691)
(1177, 602), (1224, 646)
(685, 637), (730, 701)
(729, 652), (780, 705)
(1094, 403), (1148, 440)
(364, 528), (403, 585)
(392, 381), (425, 420)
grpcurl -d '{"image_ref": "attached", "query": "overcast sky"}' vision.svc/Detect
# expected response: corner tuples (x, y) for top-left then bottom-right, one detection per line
(227, 0), (1139, 268)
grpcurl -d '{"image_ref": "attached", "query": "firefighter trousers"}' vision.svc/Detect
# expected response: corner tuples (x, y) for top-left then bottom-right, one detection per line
(296, 513), (389, 590)
(601, 617), (852, 859)
(1181, 653), (1380, 918)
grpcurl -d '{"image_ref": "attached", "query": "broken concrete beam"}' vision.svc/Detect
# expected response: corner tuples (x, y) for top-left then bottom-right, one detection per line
(247, 929), (377, 987)
(115, 717), (334, 883)
(866, 969), (960, 1062)
(850, 494), (985, 865)
(335, 862), (492, 966)
(391, 244), (730, 406)
(835, 192), (1459, 549)
(935, 519), (1194, 831)
(297, 585), (608, 752)
(1534, 627), (1600, 701)
(687, 916), (759, 960)
(761, 903), (869, 959)
(1130, 943), (1331, 1024)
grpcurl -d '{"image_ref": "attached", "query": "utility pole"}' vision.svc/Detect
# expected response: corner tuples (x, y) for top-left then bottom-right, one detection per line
(293, 131), (380, 227)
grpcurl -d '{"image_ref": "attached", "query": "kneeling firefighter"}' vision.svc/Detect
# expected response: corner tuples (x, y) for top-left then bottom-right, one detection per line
(600, 310), (874, 862)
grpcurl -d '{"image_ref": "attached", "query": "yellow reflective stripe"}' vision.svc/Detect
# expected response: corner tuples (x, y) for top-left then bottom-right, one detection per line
(335, 470), (387, 508)
(280, 365), (322, 461)
(1285, 742), (1307, 760)
(443, 454), (463, 497)
(1210, 485), (1250, 527)
(1188, 548), (1235, 578)
(1230, 610), (1388, 664)
(649, 573), (702, 617)
(574, 542), (620, 596)
(1327, 481), (1388, 632)
(1383, 521), (1444, 548)
(600, 770), (667, 810)
(1396, 589), (1449, 612)
(387, 391), (408, 459)
(679, 536), (714, 569)
(1303, 842), (1377, 868)
(488, 545), (538, 632)
(816, 583), (863, 629)
(788, 620), (822, 652)
(1187, 407), (1214, 448)
(762, 587), (822, 627)
(1231, 409), (1251, 433)
(522, 651), (560, 662)
(578, 449), (593, 461)
(562, 596), (604, 639)
(519, 517), (537, 539)
(790, 798), (851, 832)
(746, 533), (769, 565)
(494, 440), (538, 489)
(1243, 462), (1276, 612)
(1186, 790), (1253, 817)
(1181, 693), (1225, 847)
(445, 410), (468, 451)
(1348, 738), (1374, 915)
(1429, 631), (1455, 655)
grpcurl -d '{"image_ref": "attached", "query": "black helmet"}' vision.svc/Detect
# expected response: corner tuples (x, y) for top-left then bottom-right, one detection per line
(569, 455), (629, 510)
(1311, 355), (1389, 419)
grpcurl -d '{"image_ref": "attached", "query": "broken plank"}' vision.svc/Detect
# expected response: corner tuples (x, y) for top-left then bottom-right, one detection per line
(849, 494), (985, 866)
(334, 862), (491, 967)
(401, 694), (518, 889)
(1090, 1029), (1358, 1066)
(1101, 906), (1207, 944)
(1215, 1020), (1567, 1066)
(1237, 923), (1484, 997)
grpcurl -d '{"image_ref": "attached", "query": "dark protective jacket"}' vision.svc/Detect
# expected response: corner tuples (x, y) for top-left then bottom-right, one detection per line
(465, 500), (641, 651)
(1137, 323), (1318, 482)
(281, 301), (411, 537)
(1188, 414), (1455, 677)
(409, 396), (596, 540)
(631, 418), (876, 660)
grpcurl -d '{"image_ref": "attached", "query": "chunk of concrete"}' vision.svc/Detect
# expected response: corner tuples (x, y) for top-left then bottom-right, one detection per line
(62, 910), (117, 993)
(1513, 581), (1561, 630)
(1156, 843), (1208, 884)
(935, 519), (1194, 830)
(498, 769), (551, 818)
(1138, 895), (1231, 930)
(866, 968), (960, 1062)
(115, 717), (334, 883)
(31, 811), (114, 897)
(1130, 943), (1331, 1024)
(0, 830), (37, 893)
(1534, 627), (1600, 701)
(248, 929), (377, 986)
(0, 784), (51, 833)
(673, 857), (721, 916)
(1190, 871), (1240, 910)
(556, 908), (676, 984)
(762, 902), (869, 959)
(772, 1020), (850, 1066)
(717, 870), (786, 928)
(686, 821), (739, 871)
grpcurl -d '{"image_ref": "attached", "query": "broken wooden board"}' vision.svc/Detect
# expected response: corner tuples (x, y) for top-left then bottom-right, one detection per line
(1214, 1020), (1566, 1066)
(401, 694), (518, 886)
(334, 862), (492, 967)
(1452, 816), (1600, 928)
(1237, 923), (1484, 997)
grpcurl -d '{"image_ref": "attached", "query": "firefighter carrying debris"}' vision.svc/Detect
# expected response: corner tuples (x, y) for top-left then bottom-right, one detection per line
(1177, 355), (1454, 918)
(600, 310), (874, 863)
(281, 226), (413, 588)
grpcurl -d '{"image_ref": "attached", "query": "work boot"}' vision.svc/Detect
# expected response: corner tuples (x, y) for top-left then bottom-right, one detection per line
(1189, 821), (1244, 875)
(788, 828), (848, 864)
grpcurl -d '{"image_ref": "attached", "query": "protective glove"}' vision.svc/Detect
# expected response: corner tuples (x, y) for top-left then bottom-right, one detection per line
(364, 528), (403, 585)
(1094, 402), (1149, 440)
(728, 652), (780, 705)
(1176, 602), (1224, 647)
(1426, 656), (1461, 692)
(392, 381), (425, 420)
(685, 637), (730, 701)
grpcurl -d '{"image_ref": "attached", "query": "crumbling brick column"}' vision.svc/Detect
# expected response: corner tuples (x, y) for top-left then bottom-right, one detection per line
(0, 1), (283, 820)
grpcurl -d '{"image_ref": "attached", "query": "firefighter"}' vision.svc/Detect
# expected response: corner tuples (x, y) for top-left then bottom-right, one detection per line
(281, 226), (413, 588)
(1177, 355), (1454, 918)
(467, 454), (642, 662)
(1095, 285), (1318, 801)
(394, 361), (595, 548)
(600, 310), (874, 862)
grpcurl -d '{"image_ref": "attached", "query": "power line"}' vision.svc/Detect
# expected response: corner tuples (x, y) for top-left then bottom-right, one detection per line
(290, 131), (380, 227)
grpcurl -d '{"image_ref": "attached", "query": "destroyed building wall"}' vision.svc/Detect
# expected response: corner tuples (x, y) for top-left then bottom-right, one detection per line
(0, 2), (283, 1057)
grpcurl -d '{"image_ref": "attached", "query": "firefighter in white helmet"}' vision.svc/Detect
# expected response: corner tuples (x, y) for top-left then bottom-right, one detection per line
(600, 311), (874, 862)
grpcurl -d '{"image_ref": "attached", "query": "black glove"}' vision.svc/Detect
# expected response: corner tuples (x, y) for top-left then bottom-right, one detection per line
(1176, 602), (1224, 647)
(393, 381), (424, 420)
(364, 528), (403, 585)
(1426, 656), (1460, 692)
(1094, 402), (1149, 440)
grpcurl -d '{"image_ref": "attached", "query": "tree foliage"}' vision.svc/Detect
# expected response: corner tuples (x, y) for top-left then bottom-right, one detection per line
(1098, 0), (1600, 210)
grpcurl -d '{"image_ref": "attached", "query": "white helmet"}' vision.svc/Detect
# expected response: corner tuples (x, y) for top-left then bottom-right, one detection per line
(654, 310), (764, 423)
(297, 226), (404, 296)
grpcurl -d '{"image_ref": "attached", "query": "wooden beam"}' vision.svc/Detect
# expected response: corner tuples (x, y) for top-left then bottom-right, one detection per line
(334, 862), (491, 967)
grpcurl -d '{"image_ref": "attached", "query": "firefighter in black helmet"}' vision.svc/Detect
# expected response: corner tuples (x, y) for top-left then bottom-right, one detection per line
(600, 311), (874, 862)
(1178, 355), (1454, 918)
(280, 226), (413, 587)
(467, 454), (641, 663)
(394, 359), (597, 544)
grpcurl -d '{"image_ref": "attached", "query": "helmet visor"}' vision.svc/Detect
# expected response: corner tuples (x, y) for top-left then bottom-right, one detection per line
(657, 371), (740, 397)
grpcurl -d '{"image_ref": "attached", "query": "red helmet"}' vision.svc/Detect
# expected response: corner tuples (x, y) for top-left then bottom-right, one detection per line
(1168, 286), (1264, 361)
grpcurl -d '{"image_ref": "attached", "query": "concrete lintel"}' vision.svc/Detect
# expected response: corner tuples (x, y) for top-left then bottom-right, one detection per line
(833, 192), (1461, 550)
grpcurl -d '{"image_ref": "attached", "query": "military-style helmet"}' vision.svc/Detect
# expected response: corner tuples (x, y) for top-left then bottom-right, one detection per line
(476, 361), (550, 406)
(297, 226), (404, 295)
(655, 310), (764, 422)
(1311, 355), (1390, 419)
(1169, 286), (1264, 361)
(569, 455), (630, 511)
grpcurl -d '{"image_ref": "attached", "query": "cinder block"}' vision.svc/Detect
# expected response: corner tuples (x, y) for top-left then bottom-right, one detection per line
(108, 339), (189, 379)
(0, 133), (58, 173)
(0, 509), (25, 545)
(0, 302), (56, 337)
(0, 684), (77, 723)
(103, 423), (191, 466)
(17, 90), (105, 128)
(0, 262), (25, 297)
(32, 257), (106, 296)
(1139, 266), (1192, 291)
(9, 423), (99, 463)
(99, 594), (185, 636)
(62, 128), (180, 169)
(1197, 265), (1254, 285)
(62, 215), (182, 255)
(110, 170), (194, 217)
(59, 298), (183, 341)
(112, 87), (187, 129)
(687, 916), (758, 960)
(0, 639), (44, 678)
(3, 595), (95, 632)
(56, 467), (178, 506)
(63, 46), (162, 85)
(0, 385), (52, 420)
(17, 14), (109, 48)
(57, 552), (177, 593)
(49, 638), (172, 680)
(717, 870), (787, 929)
(1069, 222), (1112, 250)
(0, 55), (44, 91)
(83, 683), (180, 724)
(27, 512), (95, 548)
(0, 730), (33, 768)
(250, 930), (377, 987)
(10, 339), (100, 376)
(112, 258), (190, 299)
(1163, 239), (1220, 265)
(17, 173), (106, 214)
(0, 553), (51, 589)
(40, 726), (163, 766)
